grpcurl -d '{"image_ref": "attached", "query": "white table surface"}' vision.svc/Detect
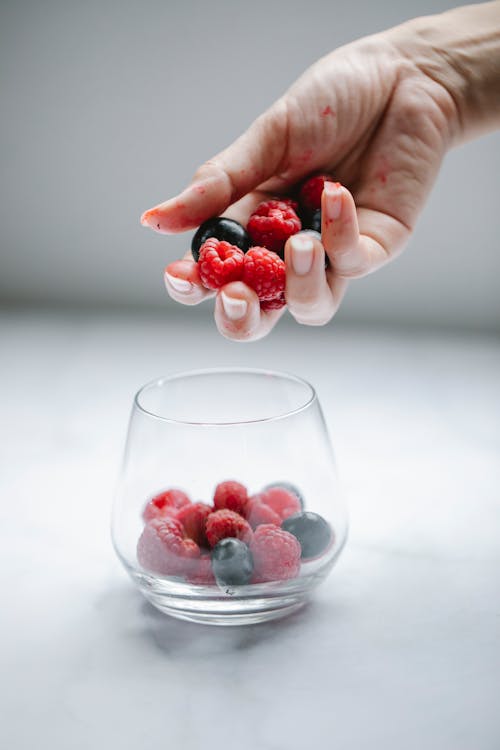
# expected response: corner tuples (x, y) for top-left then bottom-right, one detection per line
(1, 309), (499, 749)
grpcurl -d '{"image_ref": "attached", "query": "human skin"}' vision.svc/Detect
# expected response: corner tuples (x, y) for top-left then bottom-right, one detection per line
(141, 2), (500, 342)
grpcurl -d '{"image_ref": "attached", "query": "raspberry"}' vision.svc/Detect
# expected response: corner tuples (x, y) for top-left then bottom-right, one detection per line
(186, 553), (216, 585)
(260, 293), (286, 312)
(213, 480), (248, 516)
(247, 200), (301, 255)
(198, 238), (244, 290)
(242, 247), (286, 301)
(246, 497), (281, 529)
(299, 174), (333, 212)
(177, 502), (212, 548)
(206, 509), (253, 548)
(260, 486), (302, 520)
(250, 524), (301, 582)
(263, 482), (304, 509)
(142, 488), (191, 523)
(137, 517), (200, 576)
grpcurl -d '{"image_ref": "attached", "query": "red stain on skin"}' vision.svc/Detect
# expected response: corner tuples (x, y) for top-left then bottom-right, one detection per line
(321, 105), (336, 117)
(194, 185), (206, 195)
(299, 148), (314, 164)
(375, 155), (390, 185)
(240, 168), (246, 175)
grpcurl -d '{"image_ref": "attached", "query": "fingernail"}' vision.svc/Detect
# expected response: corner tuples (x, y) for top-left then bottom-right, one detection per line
(290, 234), (314, 276)
(221, 292), (247, 320)
(165, 272), (193, 293)
(324, 181), (342, 221)
(302, 229), (322, 241)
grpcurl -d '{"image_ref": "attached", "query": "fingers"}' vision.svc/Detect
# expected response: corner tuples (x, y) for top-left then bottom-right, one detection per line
(163, 191), (274, 307)
(285, 233), (347, 326)
(214, 282), (285, 342)
(141, 100), (288, 234)
(164, 258), (214, 306)
(322, 181), (410, 278)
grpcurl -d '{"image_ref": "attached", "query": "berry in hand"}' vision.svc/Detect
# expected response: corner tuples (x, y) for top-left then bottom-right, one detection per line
(198, 238), (245, 290)
(247, 200), (301, 256)
(250, 524), (301, 582)
(260, 293), (286, 312)
(281, 511), (332, 559)
(299, 174), (333, 212)
(303, 209), (322, 234)
(211, 538), (254, 586)
(191, 217), (250, 262)
(142, 488), (191, 523)
(213, 480), (248, 516)
(205, 509), (253, 548)
(242, 247), (286, 301)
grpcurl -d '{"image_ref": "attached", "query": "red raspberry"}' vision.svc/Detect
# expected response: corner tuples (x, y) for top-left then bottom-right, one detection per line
(186, 554), (216, 585)
(198, 238), (244, 290)
(213, 480), (248, 516)
(137, 517), (200, 576)
(260, 486), (301, 520)
(247, 200), (301, 255)
(205, 509), (253, 548)
(242, 247), (286, 301)
(260, 293), (286, 311)
(177, 502), (212, 548)
(250, 524), (301, 582)
(142, 488), (191, 523)
(299, 174), (333, 212)
(246, 497), (281, 529)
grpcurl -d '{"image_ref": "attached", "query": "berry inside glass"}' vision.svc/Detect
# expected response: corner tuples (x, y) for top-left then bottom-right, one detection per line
(112, 369), (347, 625)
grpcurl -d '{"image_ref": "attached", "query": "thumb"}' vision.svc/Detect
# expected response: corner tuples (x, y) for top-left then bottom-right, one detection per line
(141, 99), (288, 234)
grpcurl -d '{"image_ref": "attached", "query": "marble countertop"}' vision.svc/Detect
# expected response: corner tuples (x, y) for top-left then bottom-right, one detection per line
(1, 309), (499, 749)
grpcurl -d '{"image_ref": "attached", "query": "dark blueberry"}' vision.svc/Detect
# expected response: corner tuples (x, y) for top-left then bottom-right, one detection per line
(263, 482), (304, 509)
(281, 512), (332, 559)
(191, 217), (250, 262)
(211, 538), (253, 586)
(305, 209), (322, 233)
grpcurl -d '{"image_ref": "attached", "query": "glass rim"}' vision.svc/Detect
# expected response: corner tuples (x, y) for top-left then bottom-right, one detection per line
(133, 367), (317, 426)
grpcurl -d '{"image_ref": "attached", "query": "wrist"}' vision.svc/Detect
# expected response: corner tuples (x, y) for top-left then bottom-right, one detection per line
(391, 2), (500, 145)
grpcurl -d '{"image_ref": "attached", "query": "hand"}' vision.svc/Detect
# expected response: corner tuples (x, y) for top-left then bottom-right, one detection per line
(141, 5), (498, 340)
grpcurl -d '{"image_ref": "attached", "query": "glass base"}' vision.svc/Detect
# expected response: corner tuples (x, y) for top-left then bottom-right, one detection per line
(128, 564), (335, 626)
(141, 586), (309, 625)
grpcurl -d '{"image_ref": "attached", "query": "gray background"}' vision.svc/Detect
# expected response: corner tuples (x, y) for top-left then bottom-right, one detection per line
(1, 0), (499, 330)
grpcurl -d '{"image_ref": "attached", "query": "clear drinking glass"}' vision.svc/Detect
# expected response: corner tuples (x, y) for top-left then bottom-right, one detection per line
(112, 368), (347, 625)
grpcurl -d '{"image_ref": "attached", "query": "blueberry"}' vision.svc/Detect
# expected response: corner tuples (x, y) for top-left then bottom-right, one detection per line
(263, 482), (305, 509)
(211, 538), (253, 586)
(191, 217), (250, 262)
(305, 209), (322, 233)
(281, 512), (332, 559)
